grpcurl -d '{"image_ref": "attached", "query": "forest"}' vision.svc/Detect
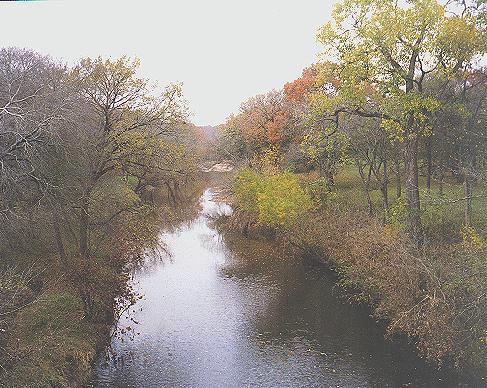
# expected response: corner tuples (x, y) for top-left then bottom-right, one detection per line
(215, 0), (487, 379)
(0, 0), (486, 386)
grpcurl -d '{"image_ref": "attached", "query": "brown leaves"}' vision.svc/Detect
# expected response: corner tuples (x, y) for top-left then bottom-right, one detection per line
(284, 65), (319, 102)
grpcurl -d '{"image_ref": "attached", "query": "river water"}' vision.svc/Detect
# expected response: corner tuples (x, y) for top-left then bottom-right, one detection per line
(94, 188), (471, 388)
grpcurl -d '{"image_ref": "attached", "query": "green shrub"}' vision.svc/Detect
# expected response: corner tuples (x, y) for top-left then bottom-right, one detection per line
(234, 168), (264, 215)
(234, 169), (312, 227)
(387, 196), (408, 228)
(307, 177), (336, 208)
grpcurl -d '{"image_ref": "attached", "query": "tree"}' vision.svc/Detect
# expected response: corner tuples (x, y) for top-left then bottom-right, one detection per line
(284, 65), (319, 103)
(301, 125), (348, 187)
(70, 56), (188, 257)
(217, 90), (291, 169)
(344, 115), (392, 217)
(434, 69), (487, 225)
(317, 0), (485, 244)
(0, 48), (68, 212)
(216, 115), (251, 163)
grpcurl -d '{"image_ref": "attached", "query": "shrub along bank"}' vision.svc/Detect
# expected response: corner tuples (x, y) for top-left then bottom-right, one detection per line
(228, 168), (487, 379)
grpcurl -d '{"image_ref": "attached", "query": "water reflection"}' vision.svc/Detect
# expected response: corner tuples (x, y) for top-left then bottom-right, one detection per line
(95, 188), (473, 388)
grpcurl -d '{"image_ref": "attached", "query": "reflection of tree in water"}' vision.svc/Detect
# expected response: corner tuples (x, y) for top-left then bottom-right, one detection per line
(106, 179), (206, 345)
(216, 227), (454, 387)
(216, 226), (297, 280)
(128, 179), (207, 273)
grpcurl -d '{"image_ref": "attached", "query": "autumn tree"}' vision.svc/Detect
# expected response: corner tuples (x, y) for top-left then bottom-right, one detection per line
(217, 90), (292, 170)
(0, 48), (67, 211)
(316, 0), (485, 244)
(216, 115), (249, 163)
(285, 64), (349, 183)
(71, 56), (188, 257)
(0, 48), (75, 256)
(284, 65), (319, 103)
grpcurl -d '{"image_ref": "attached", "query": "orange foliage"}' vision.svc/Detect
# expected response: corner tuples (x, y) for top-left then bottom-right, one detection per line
(265, 110), (289, 143)
(237, 90), (289, 147)
(284, 65), (318, 102)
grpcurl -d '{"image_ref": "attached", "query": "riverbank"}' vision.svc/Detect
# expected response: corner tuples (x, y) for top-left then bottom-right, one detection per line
(0, 180), (205, 387)
(224, 168), (487, 383)
(0, 254), (110, 387)
(94, 186), (466, 387)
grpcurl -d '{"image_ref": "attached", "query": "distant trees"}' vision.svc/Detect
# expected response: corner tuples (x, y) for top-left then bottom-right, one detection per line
(286, 64), (349, 186)
(216, 90), (293, 169)
(215, 116), (248, 163)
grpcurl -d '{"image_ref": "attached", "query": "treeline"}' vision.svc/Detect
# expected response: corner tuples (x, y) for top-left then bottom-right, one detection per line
(217, 0), (487, 377)
(0, 48), (199, 385)
(217, 0), (486, 244)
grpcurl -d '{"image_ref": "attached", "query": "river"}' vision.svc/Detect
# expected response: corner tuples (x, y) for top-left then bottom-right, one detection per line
(94, 187), (471, 387)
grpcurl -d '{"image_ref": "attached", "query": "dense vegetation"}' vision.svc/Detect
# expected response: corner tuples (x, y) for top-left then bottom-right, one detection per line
(217, 0), (487, 378)
(0, 0), (485, 385)
(0, 48), (201, 386)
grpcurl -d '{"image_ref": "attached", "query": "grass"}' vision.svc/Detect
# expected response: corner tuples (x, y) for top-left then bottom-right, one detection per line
(0, 179), (207, 387)
(3, 288), (102, 388)
(0, 249), (106, 388)
(328, 164), (487, 242)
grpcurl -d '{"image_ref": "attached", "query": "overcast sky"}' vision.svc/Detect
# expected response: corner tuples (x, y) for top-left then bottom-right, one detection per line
(0, 0), (334, 126)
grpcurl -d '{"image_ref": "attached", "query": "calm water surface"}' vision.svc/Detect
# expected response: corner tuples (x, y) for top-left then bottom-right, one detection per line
(94, 188), (473, 388)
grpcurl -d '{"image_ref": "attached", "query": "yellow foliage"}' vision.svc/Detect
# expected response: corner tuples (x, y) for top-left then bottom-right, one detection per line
(461, 225), (487, 250)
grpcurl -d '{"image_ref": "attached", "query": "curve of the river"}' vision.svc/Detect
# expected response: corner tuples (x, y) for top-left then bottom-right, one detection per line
(94, 188), (471, 388)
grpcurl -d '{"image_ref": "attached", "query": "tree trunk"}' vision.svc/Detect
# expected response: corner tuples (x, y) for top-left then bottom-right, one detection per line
(328, 172), (335, 186)
(357, 161), (373, 216)
(174, 181), (180, 199)
(52, 211), (67, 264)
(322, 163), (335, 188)
(425, 136), (432, 198)
(439, 171), (444, 197)
(394, 155), (401, 199)
(463, 170), (473, 227)
(165, 181), (177, 205)
(79, 193), (90, 258)
(403, 136), (423, 246)
(381, 159), (389, 223)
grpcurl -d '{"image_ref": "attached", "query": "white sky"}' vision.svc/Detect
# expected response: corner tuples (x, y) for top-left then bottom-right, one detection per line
(0, 0), (334, 126)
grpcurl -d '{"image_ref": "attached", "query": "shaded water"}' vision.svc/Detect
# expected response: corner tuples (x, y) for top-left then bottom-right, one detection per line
(95, 188), (471, 388)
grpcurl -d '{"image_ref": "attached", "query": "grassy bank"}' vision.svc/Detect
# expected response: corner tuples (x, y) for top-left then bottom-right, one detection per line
(226, 167), (487, 380)
(331, 165), (487, 242)
(0, 253), (105, 387)
(0, 180), (205, 387)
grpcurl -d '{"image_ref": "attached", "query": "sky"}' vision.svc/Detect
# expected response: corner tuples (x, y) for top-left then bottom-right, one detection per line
(0, 0), (334, 126)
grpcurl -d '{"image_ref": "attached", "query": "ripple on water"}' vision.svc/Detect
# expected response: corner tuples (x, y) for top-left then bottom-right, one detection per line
(94, 188), (473, 388)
